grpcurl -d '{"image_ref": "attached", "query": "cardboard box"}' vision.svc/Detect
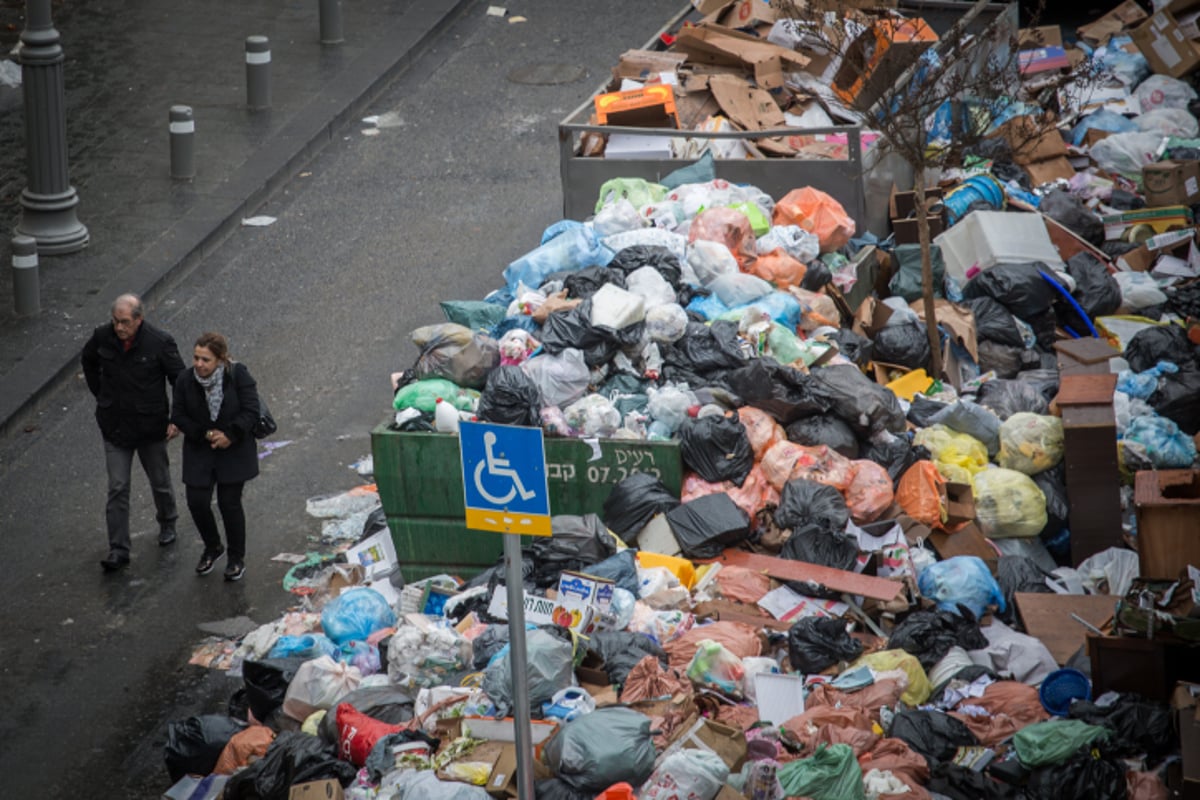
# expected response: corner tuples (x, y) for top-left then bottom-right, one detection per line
(1132, 8), (1200, 79)
(944, 482), (976, 526)
(1103, 206), (1194, 241)
(1079, 0), (1150, 44)
(892, 215), (945, 245)
(289, 780), (345, 800)
(486, 744), (552, 798)
(1144, 160), (1200, 207)
(992, 115), (1074, 185)
(704, 0), (779, 31)
(594, 85), (680, 129)
(832, 18), (938, 111)
(679, 719), (748, 772)
(672, 24), (811, 89)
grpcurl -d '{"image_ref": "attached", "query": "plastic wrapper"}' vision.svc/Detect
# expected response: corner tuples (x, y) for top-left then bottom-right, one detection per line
(810, 364), (907, 437)
(482, 628), (575, 716)
(688, 206), (758, 266)
(646, 383), (698, 433)
(627, 603), (695, 646)
(758, 223), (821, 263)
(913, 425), (988, 484)
(562, 393), (621, 437)
(974, 467), (1048, 538)
(739, 405), (786, 459)
(977, 378), (1049, 420)
(963, 262), (1055, 319)
(747, 247), (808, 289)
(775, 478), (849, 536)
(997, 413), (1064, 475)
(927, 400), (1001, 456)
(282, 656), (362, 721)
(476, 365), (541, 427)
(440, 300), (508, 332)
(788, 617), (863, 673)
(521, 348), (589, 409)
(851, 650), (932, 707)
(641, 748), (729, 800)
(321, 588), (396, 646)
(890, 710), (979, 765)
(1088, 132), (1165, 179)
(772, 187), (855, 253)
(602, 473), (681, 544)
(543, 707), (657, 793)
(411, 323), (500, 390)
(1114, 271), (1168, 311)
(678, 414), (754, 486)
(786, 413), (860, 459)
(1135, 107), (1199, 138)
(1123, 414), (1197, 468)
(644, 303), (689, 344)
(590, 283), (645, 330)
(725, 464), (782, 521)
(686, 639), (747, 696)
(1133, 74), (1197, 113)
(762, 441), (856, 493)
(687, 238), (740, 286)
(386, 623), (472, 691)
(844, 460), (895, 523)
(665, 493), (752, 559)
(268, 633), (340, 662)
(789, 286), (841, 332)
(592, 197), (646, 237)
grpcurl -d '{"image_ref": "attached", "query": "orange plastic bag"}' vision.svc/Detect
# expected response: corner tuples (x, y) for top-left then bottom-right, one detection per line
(895, 460), (945, 528)
(664, 620), (762, 670)
(687, 206), (757, 267)
(844, 460), (895, 523)
(214, 725), (276, 774)
(744, 247), (807, 289)
(761, 440), (854, 492)
(772, 187), (855, 253)
(715, 565), (771, 604)
(738, 406), (785, 460)
(726, 464), (780, 520)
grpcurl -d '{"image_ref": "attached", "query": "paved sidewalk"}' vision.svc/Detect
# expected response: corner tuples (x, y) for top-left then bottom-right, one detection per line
(0, 0), (472, 436)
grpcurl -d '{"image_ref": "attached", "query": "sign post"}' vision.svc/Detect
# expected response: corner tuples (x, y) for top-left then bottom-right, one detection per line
(460, 420), (551, 800)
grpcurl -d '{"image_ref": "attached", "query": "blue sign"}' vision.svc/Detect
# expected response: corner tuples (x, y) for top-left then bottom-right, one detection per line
(459, 420), (551, 536)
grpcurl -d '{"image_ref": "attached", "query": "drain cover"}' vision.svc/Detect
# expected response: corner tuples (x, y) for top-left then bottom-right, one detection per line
(507, 63), (588, 86)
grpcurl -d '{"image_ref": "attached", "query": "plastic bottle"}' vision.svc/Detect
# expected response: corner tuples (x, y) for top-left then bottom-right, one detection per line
(434, 398), (460, 433)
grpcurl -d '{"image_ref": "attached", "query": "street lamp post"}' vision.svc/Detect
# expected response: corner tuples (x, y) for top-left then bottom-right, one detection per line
(15, 0), (88, 254)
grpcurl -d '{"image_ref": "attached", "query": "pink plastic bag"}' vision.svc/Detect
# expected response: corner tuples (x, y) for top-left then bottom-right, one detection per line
(772, 187), (855, 253)
(762, 440), (855, 492)
(844, 460), (895, 523)
(687, 207), (757, 267)
(739, 406), (786, 460)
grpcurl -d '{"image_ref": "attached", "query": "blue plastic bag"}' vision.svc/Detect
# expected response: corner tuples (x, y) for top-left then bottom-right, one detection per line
(917, 556), (1005, 618)
(1070, 109), (1136, 146)
(340, 640), (383, 676)
(1124, 414), (1197, 468)
(268, 633), (340, 661)
(686, 290), (801, 330)
(1117, 360), (1179, 401)
(320, 588), (397, 646)
(503, 221), (613, 293)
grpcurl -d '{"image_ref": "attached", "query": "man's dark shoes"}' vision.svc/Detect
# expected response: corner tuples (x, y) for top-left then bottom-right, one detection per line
(224, 560), (245, 582)
(100, 552), (130, 572)
(158, 527), (177, 546)
(196, 547), (225, 576)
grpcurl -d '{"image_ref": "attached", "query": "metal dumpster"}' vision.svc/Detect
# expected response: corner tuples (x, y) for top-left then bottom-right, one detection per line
(371, 423), (683, 581)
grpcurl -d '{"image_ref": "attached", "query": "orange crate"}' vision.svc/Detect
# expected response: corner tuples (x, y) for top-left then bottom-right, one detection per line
(594, 84), (680, 129)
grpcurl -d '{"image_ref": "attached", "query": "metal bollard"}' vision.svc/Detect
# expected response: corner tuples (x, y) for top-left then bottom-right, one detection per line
(12, 235), (41, 316)
(245, 36), (271, 110)
(169, 105), (195, 180)
(319, 0), (343, 44)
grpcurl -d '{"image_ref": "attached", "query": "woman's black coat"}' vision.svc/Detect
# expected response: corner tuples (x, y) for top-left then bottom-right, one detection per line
(171, 362), (261, 487)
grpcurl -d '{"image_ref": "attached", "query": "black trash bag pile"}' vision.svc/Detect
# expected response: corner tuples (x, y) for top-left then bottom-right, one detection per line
(1062, 252), (1121, 328)
(995, 556), (1054, 625)
(963, 262), (1056, 322)
(862, 436), (931, 486)
(477, 365), (542, 427)
(542, 707), (657, 795)
(1068, 693), (1176, 761)
(585, 631), (667, 687)
(1149, 366), (1200, 434)
(780, 529), (860, 580)
(890, 709), (980, 765)
(787, 616), (864, 672)
(873, 320), (933, 370)
(678, 414), (754, 485)
(977, 378), (1049, 419)
(164, 714), (247, 782)
(887, 607), (988, 671)
(540, 298), (644, 368)
(976, 340), (1031, 379)
(786, 413), (860, 458)
(1124, 324), (1195, 373)
(829, 328), (873, 367)
(316, 685), (414, 745)
(528, 514), (617, 588)
(242, 658), (308, 724)
(1033, 464), (1069, 539)
(1023, 745), (1128, 800)
(601, 473), (680, 544)
(928, 761), (1022, 800)
(774, 479), (850, 536)
(559, 265), (627, 300)
(810, 363), (907, 437)
(224, 731), (356, 800)
(726, 358), (829, 424)
(1016, 368), (1061, 405)
(606, 245), (685, 296)
(801, 259), (833, 291)
(963, 296), (1025, 348)
(907, 394), (949, 428)
(665, 493), (751, 559)
(662, 320), (746, 383)
(1040, 190), (1104, 245)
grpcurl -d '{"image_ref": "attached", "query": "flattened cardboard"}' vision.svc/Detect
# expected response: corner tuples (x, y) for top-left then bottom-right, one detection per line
(680, 718), (749, 772)
(944, 482), (975, 526)
(1132, 8), (1200, 79)
(613, 49), (687, 83)
(486, 744), (552, 798)
(1078, 0), (1150, 44)
(672, 24), (811, 89)
(289, 780), (345, 800)
(708, 74), (786, 130)
(704, 0), (779, 31)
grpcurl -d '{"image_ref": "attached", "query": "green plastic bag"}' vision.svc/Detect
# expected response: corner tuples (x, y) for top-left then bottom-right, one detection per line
(595, 177), (666, 214)
(1014, 719), (1109, 768)
(392, 378), (479, 414)
(777, 744), (864, 800)
(731, 201), (771, 236)
(440, 300), (508, 332)
(890, 243), (946, 302)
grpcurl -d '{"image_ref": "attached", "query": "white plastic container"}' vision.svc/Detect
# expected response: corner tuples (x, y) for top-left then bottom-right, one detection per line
(934, 210), (1064, 285)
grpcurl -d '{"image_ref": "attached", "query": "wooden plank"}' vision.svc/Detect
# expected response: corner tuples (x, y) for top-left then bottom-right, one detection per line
(692, 600), (792, 631)
(927, 523), (998, 574)
(1056, 373), (1117, 407)
(1054, 337), (1119, 366)
(703, 549), (903, 603)
(1015, 592), (1117, 666)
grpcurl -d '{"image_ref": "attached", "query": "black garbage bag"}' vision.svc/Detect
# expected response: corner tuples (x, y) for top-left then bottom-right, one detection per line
(726, 358), (830, 424)
(586, 631), (667, 687)
(678, 414), (754, 486)
(528, 514), (617, 588)
(890, 243), (945, 303)
(786, 413), (860, 458)
(1063, 252), (1121, 326)
(810, 363), (907, 437)
(1040, 190), (1104, 246)
(829, 328), (873, 368)
(962, 296), (1025, 348)
(582, 549), (641, 598)
(1108, 188), (1144, 211)
(471, 625), (512, 670)
(602, 473), (680, 544)
(780, 529), (860, 590)
(1016, 368), (1061, 404)
(873, 321), (932, 370)
(775, 479), (850, 536)
(540, 299), (644, 368)
(887, 607), (988, 671)
(787, 617), (863, 672)
(976, 340), (1026, 379)
(862, 436), (930, 486)
(976, 378), (1049, 419)
(607, 245), (683, 288)
(663, 320), (746, 376)
(890, 709), (979, 765)
(665, 493), (752, 559)
(242, 657), (308, 724)
(476, 365), (542, 427)
(963, 262), (1056, 320)
(163, 714), (247, 782)
(536, 778), (594, 800)
(317, 685), (415, 745)
(364, 731), (441, 782)
(1033, 464), (1069, 539)
(996, 556), (1053, 626)
(1125, 324), (1194, 373)
(907, 394), (950, 428)
(1027, 308), (1059, 350)
(1024, 746), (1128, 800)
(1068, 693), (1175, 761)
(1149, 366), (1200, 434)
(801, 259), (833, 291)
(543, 707), (657, 793)
(929, 761), (1022, 800)
(558, 265), (626, 299)
(224, 731), (356, 800)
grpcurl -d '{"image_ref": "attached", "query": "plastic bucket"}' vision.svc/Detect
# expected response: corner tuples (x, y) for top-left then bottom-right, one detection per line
(1039, 667), (1092, 716)
(943, 175), (1005, 225)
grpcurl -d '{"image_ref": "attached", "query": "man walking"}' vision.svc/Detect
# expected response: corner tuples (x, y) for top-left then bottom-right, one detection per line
(82, 294), (185, 571)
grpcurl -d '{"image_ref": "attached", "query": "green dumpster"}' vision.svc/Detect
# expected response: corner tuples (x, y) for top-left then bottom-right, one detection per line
(371, 422), (683, 581)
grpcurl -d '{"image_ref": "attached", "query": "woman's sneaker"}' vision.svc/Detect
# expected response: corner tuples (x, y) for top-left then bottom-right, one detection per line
(224, 560), (245, 582)
(195, 547), (224, 575)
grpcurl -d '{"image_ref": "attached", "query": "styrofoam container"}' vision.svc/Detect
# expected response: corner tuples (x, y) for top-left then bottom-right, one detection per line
(934, 210), (1064, 285)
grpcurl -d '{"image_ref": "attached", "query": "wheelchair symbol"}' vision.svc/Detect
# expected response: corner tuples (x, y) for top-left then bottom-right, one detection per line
(474, 431), (536, 506)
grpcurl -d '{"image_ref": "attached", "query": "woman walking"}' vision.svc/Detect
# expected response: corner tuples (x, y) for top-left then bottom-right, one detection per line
(171, 332), (260, 581)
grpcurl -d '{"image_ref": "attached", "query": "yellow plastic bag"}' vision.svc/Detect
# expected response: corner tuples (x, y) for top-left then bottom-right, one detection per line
(973, 467), (1047, 538)
(851, 649), (931, 706)
(913, 424), (989, 484)
(997, 413), (1064, 475)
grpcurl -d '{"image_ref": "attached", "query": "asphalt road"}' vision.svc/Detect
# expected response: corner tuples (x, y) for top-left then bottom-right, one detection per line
(0, 1), (682, 796)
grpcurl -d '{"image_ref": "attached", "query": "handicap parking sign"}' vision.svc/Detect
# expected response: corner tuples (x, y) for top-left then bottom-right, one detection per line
(459, 420), (552, 537)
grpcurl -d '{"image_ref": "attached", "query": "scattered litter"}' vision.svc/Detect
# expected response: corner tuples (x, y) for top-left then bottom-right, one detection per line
(240, 215), (277, 227)
(486, 6), (505, 17)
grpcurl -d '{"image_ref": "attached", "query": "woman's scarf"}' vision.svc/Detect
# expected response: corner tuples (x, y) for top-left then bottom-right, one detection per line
(194, 364), (225, 422)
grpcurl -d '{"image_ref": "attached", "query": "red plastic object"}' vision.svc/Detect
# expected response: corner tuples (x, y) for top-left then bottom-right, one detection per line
(596, 784), (636, 800)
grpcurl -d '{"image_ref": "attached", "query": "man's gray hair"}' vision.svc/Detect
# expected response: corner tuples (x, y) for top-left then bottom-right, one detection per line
(112, 293), (144, 319)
